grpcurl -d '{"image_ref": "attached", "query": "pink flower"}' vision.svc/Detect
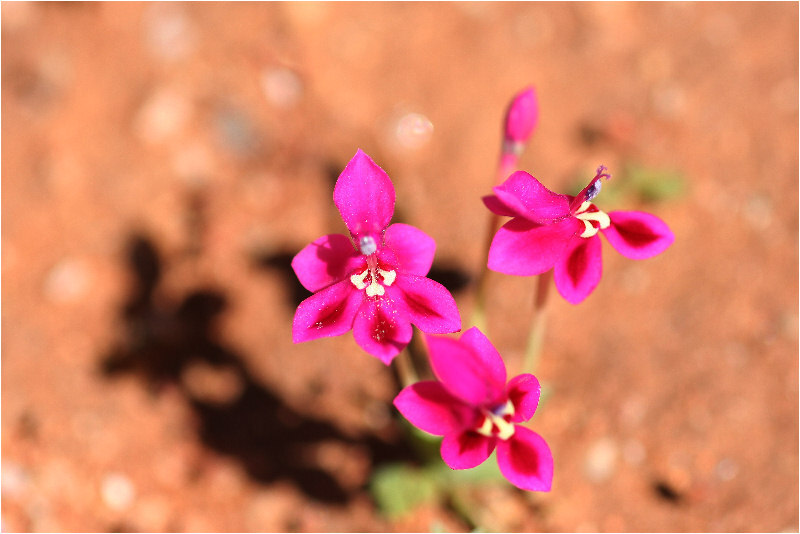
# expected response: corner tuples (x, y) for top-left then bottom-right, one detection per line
(292, 150), (461, 364)
(484, 166), (675, 304)
(393, 327), (553, 492)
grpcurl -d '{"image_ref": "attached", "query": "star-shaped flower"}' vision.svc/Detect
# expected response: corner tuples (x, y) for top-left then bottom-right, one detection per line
(292, 150), (461, 364)
(484, 167), (674, 304)
(393, 327), (553, 491)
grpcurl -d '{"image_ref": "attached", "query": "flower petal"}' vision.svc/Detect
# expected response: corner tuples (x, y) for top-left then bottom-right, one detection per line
(351, 295), (412, 364)
(390, 275), (461, 334)
(381, 223), (435, 277)
(458, 327), (507, 390)
(426, 333), (504, 407)
(292, 279), (362, 343)
(393, 381), (473, 436)
(441, 431), (495, 470)
(333, 149), (395, 237)
(291, 234), (362, 292)
(488, 217), (581, 276)
(482, 194), (522, 217)
(492, 171), (571, 223)
(496, 425), (553, 491)
(553, 234), (602, 304)
(507, 374), (541, 423)
(603, 210), (675, 260)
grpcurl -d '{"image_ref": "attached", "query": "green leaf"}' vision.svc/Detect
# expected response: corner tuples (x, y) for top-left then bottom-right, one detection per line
(370, 463), (440, 519)
(624, 163), (687, 203)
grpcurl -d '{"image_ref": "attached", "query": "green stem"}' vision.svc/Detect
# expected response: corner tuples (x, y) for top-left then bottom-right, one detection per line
(523, 270), (552, 374)
(395, 347), (419, 388)
(472, 155), (518, 334)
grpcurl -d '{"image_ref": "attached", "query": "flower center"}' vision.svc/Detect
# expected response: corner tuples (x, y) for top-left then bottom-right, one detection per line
(350, 264), (396, 297)
(574, 201), (611, 238)
(475, 399), (516, 440)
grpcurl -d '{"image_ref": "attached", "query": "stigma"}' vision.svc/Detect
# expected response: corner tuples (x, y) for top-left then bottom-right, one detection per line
(359, 235), (377, 256)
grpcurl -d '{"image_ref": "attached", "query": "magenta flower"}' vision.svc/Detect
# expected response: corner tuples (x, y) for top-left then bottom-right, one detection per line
(393, 327), (553, 491)
(484, 166), (674, 304)
(292, 150), (461, 364)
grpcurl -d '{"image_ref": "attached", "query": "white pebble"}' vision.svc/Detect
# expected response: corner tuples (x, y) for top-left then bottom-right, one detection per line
(1, 461), (30, 498)
(43, 259), (90, 303)
(134, 88), (191, 145)
(715, 458), (739, 482)
(393, 112), (434, 150)
(101, 473), (135, 511)
(143, 4), (196, 62)
(584, 437), (618, 482)
(261, 67), (303, 109)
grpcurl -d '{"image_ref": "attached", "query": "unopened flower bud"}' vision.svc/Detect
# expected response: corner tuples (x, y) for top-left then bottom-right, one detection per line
(503, 86), (539, 148)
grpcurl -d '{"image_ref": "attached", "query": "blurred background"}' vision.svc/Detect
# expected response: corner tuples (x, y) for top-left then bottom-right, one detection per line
(2, 2), (797, 532)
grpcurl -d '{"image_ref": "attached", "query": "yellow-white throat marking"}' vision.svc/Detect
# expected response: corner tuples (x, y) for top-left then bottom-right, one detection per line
(350, 267), (397, 297)
(475, 399), (516, 440)
(575, 201), (611, 238)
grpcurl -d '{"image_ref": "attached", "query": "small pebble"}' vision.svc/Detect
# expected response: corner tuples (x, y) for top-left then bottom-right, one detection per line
(584, 437), (618, 483)
(134, 88), (191, 145)
(393, 112), (434, 150)
(43, 259), (90, 303)
(1, 461), (30, 498)
(261, 67), (303, 109)
(143, 3), (196, 62)
(715, 458), (739, 482)
(101, 473), (135, 511)
(743, 195), (773, 231)
(652, 83), (686, 120)
(215, 106), (261, 158)
(622, 439), (646, 465)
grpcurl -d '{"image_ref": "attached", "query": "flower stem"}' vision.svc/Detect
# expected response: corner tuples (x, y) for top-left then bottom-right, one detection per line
(394, 347), (419, 388)
(472, 154), (518, 334)
(523, 270), (552, 374)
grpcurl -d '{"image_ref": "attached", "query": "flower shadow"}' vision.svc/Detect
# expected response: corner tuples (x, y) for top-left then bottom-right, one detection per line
(100, 233), (415, 504)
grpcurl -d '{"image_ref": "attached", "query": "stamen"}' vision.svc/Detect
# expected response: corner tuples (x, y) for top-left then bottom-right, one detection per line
(359, 235), (377, 256)
(576, 205), (611, 238)
(494, 417), (516, 440)
(350, 269), (369, 290)
(474, 400), (517, 440)
(365, 278), (385, 297)
(579, 219), (598, 238)
(378, 268), (396, 286)
(476, 416), (494, 437)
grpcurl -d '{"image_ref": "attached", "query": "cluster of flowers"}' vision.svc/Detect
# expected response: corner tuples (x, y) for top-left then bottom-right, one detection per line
(291, 88), (674, 492)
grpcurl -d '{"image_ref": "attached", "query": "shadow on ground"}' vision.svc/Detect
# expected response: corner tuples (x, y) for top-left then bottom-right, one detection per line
(100, 232), (417, 504)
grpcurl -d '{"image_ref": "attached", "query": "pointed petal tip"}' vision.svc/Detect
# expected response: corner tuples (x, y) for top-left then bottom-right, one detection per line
(334, 150), (396, 236)
(553, 234), (602, 305)
(352, 298), (412, 363)
(496, 426), (554, 492)
(604, 210), (674, 260)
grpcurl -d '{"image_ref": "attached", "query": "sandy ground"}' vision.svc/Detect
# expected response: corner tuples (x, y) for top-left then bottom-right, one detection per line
(2, 2), (798, 532)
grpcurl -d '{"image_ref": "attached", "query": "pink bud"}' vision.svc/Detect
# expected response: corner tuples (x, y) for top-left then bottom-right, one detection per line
(503, 86), (539, 146)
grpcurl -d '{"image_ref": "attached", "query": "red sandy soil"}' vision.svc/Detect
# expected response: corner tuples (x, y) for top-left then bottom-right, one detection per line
(2, 2), (797, 532)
